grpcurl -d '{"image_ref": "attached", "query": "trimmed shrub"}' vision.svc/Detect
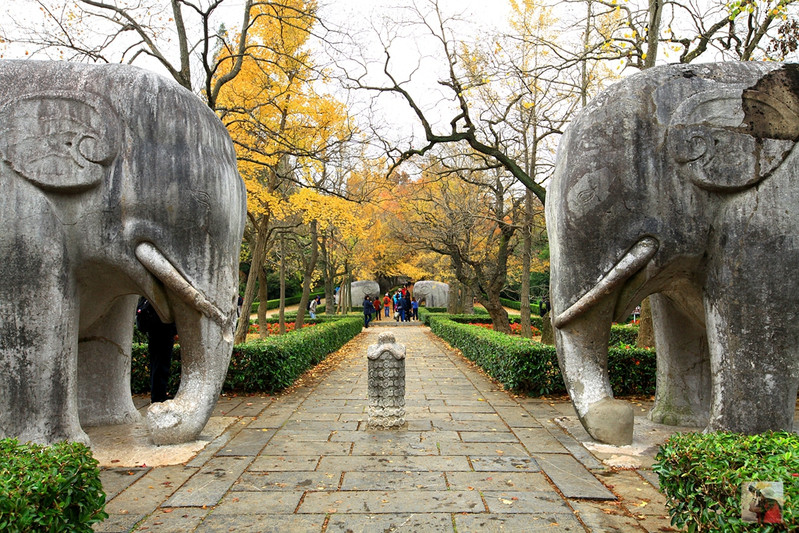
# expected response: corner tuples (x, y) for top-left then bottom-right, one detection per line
(250, 291), (324, 314)
(500, 297), (541, 316)
(0, 439), (107, 532)
(226, 316), (362, 392)
(132, 316), (362, 394)
(610, 324), (640, 346)
(427, 316), (655, 396)
(655, 432), (799, 531)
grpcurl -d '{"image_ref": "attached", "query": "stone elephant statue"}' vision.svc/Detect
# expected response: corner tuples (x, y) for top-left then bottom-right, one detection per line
(412, 280), (449, 307)
(0, 61), (246, 446)
(545, 62), (799, 446)
(342, 280), (380, 306)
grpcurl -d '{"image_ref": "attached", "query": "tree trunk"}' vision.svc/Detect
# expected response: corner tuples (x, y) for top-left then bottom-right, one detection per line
(234, 218), (268, 345)
(321, 232), (335, 315)
(279, 232), (286, 334)
(295, 220), (319, 329)
(480, 293), (511, 334)
(520, 189), (533, 338)
(257, 267), (268, 339)
(636, 297), (655, 348)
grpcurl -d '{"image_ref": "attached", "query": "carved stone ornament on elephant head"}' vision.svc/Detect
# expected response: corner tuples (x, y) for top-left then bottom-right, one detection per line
(0, 60), (246, 446)
(545, 62), (799, 446)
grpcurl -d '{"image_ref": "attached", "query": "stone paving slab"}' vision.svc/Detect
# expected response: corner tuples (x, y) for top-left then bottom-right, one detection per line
(325, 513), (453, 533)
(341, 471), (447, 491)
(215, 428), (274, 456)
(98, 467), (150, 501)
(446, 471), (553, 492)
(483, 490), (573, 514)
(455, 512), (586, 532)
(213, 490), (304, 514)
(298, 489), (485, 514)
(470, 455), (540, 472)
(233, 471), (342, 492)
(535, 453), (616, 500)
(193, 514), (326, 533)
(163, 456), (252, 507)
(132, 508), (208, 533)
(317, 454), (473, 472)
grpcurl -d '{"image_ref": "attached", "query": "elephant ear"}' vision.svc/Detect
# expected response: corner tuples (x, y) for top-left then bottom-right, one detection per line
(667, 84), (797, 193)
(0, 92), (120, 193)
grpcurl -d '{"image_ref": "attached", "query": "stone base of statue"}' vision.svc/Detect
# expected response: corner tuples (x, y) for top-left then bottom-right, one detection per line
(367, 332), (406, 429)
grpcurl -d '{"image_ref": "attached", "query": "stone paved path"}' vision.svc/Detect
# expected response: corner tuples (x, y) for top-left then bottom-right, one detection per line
(95, 324), (676, 533)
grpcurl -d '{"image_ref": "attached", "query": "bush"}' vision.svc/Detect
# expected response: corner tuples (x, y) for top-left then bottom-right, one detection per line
(0, 439), (107, 532)
(610, 324), (640, 346)
(655, 432), (799, 532)
(133, 317), (363, 395)
(500, 297), (541, 316)
(427, 316), (655, 396)
(250, 291), (324, 314)
(226, 316), (362, 392)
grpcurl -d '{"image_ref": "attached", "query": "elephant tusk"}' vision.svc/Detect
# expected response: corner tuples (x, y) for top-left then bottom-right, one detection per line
(135, 242), (228, 328)
(554, 237), (658, 329)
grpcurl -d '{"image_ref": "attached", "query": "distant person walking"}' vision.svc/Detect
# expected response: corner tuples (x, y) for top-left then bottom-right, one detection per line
(411, 297), (419, 320)
(402, 294), (412, 322)
(363, 295), (374, 328)
(309, 295), (320, 319)
(383, 294), (391, 318)
(373, 296), (382, 321)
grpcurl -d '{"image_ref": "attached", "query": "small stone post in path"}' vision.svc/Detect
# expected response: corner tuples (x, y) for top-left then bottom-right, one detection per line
(367, 332), (406, 429)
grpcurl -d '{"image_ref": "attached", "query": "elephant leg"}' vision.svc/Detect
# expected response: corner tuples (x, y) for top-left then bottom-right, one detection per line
(704, 232), (799, 433)
(648, 293), (710, 427)
(0, 243), (87, 444)
(78, 294), (141, 427)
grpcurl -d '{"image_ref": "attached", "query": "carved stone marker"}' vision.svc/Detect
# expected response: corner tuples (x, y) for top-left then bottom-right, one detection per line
(367, 332), (406, 429)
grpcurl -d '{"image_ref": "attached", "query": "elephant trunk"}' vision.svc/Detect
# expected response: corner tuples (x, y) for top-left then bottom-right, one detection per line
(135, 242), (236, 446)
(554, 298), (634, 446)
(145, 294), (234, 445)
(551, 238), (657, 446)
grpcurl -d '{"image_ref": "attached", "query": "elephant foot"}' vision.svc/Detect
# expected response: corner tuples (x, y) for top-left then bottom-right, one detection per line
(18, 425), (91, 447)
(648, 404), (707, 428)
(146, 398), (203, 446)
(581, 398), (634, 446)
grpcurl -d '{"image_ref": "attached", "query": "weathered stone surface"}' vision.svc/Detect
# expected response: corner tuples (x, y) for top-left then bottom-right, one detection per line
(367, 331), (406, 429)
(546, 62), (799, 445)
(0, 60), (246, 446)
(340, 280), (380, 306)
(535, 454), (616, 500)
(412, 280), (450, 307)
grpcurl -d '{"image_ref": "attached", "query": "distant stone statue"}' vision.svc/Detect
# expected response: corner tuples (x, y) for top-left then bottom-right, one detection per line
(343, 280), (380, 307)
(412, 280), (449, 307)
(546, 62), (799, 446)
(367, 332), (406, 429)
(0, 60), (246, 446)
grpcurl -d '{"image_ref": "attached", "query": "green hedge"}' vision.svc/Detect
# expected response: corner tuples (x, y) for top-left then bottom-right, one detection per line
(427, 316), (655, 396)
(500, 297), (541, 316)
(655, 432), (799, 531)
(610, 324), (640, 346)
(132, 316), (363, 395)
(0, 439), (107, 532)
(250, 291), (324, 314)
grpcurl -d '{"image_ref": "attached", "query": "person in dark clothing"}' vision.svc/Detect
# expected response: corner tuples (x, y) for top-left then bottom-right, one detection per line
(363, 295), (374, 328)
(136, 297), (177, 403)
(402, 294), (412, 322)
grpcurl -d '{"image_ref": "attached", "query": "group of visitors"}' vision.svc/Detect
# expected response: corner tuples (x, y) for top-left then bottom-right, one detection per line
(391, 288), (418, 322)
(361, 286), (419, 327)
